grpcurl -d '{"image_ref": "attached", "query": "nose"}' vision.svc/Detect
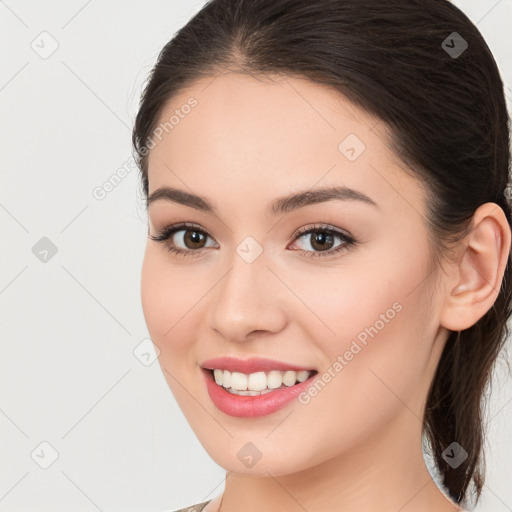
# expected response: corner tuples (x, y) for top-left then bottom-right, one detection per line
(207, 248), (288, 343)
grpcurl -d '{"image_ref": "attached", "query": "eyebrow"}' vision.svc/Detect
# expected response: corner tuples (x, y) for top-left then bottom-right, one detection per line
(147, 185), (378, 215)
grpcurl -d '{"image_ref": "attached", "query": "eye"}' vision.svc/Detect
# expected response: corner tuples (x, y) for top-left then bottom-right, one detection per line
(149, 222), (357, 259)
(149, 222), (218, 257)
(289, 223), (356, 259)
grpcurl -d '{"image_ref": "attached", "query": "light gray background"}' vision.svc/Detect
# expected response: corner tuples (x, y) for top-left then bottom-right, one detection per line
(1, 1), (511, 511)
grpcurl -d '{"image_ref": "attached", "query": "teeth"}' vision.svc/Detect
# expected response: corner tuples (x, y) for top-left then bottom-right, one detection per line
(227, 388), (275, 396)
(296, 370), (310, 383)
(213, 369), (223, 385)
(282, 370), (296, 386)
(222, 370), (231, 388)
(267, 370), (283, 389)
(211, 368), (313, 392)
(230, 372), (247, 390)
(248, 371), (267, 391)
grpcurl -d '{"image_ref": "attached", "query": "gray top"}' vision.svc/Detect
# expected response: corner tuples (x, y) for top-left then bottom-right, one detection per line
(171, 501), (211, 512)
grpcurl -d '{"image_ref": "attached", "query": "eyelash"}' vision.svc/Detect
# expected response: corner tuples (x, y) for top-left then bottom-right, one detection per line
(149, 222), (357, 259)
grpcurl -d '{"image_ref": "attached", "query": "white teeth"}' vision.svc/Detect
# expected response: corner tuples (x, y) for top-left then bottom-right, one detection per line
(282, 370), (296, 387)
(211, 368), (314, 392)
(296, 370), (310, 383)
(229, 372), (247, 390)
(227, 388), (274, 396)
(213, 369), (223, 385)
(222, 370), (231, 388)
(267, 370), (283, 389)
(247, 371), (267, 391)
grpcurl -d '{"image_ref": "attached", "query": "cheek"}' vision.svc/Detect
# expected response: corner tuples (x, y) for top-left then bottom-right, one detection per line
(140, 245), (201, 343)
(140, 244), (221, 395)
(140, 247), (204, 406)
(256, 265), (436, 471)
(292, 246), (435, 410)
(140, 248), (170, 340)
(303, 234), (433, 354)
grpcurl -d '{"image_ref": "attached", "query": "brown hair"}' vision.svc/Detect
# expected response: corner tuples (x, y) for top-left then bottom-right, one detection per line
(131, 0), (512, 506)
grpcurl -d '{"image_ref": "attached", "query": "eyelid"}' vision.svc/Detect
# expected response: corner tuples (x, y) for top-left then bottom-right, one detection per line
(149, 221), (356, 258)
(149, 222), (218, 244)
(288, 223), (356, 258)
(291, 222), (353, 240)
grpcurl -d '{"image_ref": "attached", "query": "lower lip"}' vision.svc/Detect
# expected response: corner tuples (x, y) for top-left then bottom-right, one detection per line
(202, 368), (317, 418)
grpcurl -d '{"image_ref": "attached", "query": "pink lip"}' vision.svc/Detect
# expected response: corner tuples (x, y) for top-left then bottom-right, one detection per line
(201, 366), (318, 418)
(200, 356), (315, 374)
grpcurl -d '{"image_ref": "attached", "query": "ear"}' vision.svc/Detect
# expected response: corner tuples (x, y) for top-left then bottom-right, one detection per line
(440, 202), (511, 331)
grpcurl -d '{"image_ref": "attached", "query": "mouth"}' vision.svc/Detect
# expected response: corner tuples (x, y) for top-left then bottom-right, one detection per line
(200, 357), (319, 417)
(206, 367), (317, 396)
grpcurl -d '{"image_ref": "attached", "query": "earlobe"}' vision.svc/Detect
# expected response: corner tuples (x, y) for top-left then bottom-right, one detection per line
(440, 203), (511, 332)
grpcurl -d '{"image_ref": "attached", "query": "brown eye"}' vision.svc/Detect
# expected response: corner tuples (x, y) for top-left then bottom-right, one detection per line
(289, 224), (356, 259)
(149, 222), (219, 257)
(181, 229), (208, 249)
(308, 232), (335, 251)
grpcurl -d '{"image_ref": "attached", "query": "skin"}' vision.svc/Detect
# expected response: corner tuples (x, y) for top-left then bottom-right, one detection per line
(140, 72), (510, 512)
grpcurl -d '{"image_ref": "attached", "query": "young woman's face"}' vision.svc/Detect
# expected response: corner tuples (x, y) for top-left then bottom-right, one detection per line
(141, 72), (449, 475)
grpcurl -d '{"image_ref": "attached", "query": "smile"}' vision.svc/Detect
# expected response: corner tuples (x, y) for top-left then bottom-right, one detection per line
(211, 369), (314, 395)
(200, 357), (318, 417)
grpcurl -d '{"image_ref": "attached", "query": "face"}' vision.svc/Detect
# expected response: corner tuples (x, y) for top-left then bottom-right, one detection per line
(141, 72), (449, 476)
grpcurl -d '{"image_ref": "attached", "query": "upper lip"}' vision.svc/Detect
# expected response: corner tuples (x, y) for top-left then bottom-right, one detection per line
(201, 357), (316, 374)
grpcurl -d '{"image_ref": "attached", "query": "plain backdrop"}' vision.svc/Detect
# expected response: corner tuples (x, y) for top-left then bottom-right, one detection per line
(1, 1), (511, 511)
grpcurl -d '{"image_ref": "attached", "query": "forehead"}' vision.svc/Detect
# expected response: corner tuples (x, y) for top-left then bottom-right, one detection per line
(146, 72), (424, 216)
(149, 71), (379, 165)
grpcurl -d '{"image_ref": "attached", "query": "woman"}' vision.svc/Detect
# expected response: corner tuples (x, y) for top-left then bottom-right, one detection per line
(131, 1), (512, 510)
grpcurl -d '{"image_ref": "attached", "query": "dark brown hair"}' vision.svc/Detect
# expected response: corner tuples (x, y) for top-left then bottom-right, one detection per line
(131, 0), (512, 507)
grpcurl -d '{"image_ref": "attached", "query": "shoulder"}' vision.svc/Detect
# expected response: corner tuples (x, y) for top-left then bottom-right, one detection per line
(169, 500), (211, 512)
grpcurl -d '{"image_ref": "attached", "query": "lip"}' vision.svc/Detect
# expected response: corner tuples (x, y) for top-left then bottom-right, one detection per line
(201, 366), (318, 418)
(200, 356), (316, 374)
